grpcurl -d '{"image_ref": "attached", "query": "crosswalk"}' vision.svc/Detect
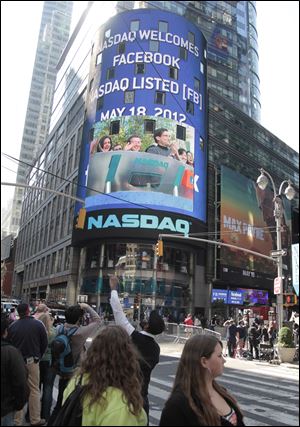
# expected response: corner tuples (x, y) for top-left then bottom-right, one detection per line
(51, 359), (298, 426)
(148, 359), (299, 426)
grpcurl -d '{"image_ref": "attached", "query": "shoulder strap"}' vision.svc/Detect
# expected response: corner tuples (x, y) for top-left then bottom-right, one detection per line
(57, 324), (65, 335)
(67, 326), (79, 337)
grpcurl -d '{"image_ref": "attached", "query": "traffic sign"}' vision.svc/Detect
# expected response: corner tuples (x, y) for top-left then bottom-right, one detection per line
(274, 277), (282, 295)
(270, 249), (287, 257)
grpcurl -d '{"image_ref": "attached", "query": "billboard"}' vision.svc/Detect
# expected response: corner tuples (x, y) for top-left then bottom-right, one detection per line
(212, 288), (269, 305)
(72, 9), (207, 243)
(220, 166), (291, 288)
(212, 289), (228, 303)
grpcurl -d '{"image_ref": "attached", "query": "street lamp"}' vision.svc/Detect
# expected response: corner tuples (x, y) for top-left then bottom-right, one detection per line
(256, 168), (296, 330)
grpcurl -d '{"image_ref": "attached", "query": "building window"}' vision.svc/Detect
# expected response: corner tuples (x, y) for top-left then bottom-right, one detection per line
(159, 21), (168, 32)
(186, 100), (194, 115)
(96, 53), (102, 66)
(110, 121), (120, 135)
(144, 120), (156, 134)
(176, 125), (186, 141)
(89, 78), (94, 92)
(124, 90), (135, 104)
(130, 20), (139, 31)
(135, 63), (145, 74)
(194, 78), (200, 92)
(97, 96), (104, 110)
(180, 47), (188, 60)
(155, 91), (166, 105)
(149, 40), (159, 52)
(200, 137), (205, 151)
(118, 42), (126, 54)
(188, 31), (195, 44)
(169, 66), (178, 80)
(89, 128), (94, 142)
(106, 67), (115, 80)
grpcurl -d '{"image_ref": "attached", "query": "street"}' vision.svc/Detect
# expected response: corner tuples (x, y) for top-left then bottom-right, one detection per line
(148, 354), (299, 426)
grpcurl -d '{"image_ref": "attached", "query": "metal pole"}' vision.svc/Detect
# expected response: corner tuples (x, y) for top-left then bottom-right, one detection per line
(274, 197), (283, 330)
(261, 169), (284, 331)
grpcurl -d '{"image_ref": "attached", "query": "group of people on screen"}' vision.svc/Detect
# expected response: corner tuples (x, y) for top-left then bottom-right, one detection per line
(90, 128), (194, 166)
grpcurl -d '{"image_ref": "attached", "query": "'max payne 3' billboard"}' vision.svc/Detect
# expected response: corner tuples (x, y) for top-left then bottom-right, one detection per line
(73, 9), (207, 243)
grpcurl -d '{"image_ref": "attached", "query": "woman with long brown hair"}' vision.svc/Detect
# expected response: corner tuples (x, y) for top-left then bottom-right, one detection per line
(159, 335), (245, 426)
(62, 325), (147, 426)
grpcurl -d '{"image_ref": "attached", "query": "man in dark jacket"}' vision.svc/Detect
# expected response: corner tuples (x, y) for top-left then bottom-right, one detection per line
(248, 322), (260, 359)
(1, 313), (29, 426)
(110, 275), (165, 422)
(8, 303), (48, 426)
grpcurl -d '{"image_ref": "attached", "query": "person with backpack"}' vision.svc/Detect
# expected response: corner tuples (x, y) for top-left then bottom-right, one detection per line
(50, 325), (147, 426)
(109, 276), (165, 422)
(48, 303), (101, 424)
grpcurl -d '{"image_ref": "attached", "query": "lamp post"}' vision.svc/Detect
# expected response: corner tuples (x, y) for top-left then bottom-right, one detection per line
(256, 168), (296, 330)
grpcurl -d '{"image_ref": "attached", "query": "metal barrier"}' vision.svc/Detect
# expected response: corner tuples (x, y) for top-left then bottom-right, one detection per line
(162, 322), (221, 343)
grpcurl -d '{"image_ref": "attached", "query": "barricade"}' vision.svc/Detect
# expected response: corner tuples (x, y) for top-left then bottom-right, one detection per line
(162, 322), (221, 343)
(162, 322), (179, 341)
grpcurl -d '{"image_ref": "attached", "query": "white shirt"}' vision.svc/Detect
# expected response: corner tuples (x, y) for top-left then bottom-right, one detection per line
(110, 290), (135, 336)
(110, 290), (155, 338)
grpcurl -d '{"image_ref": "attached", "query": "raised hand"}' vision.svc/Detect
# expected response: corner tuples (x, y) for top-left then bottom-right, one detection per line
(109, 275), (119, 290)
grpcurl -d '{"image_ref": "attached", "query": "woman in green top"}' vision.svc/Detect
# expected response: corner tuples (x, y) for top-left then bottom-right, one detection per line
(63, 325), (147, 426)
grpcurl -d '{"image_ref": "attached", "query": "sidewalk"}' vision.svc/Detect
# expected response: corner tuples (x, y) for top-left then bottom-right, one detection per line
(157, 337), (299, 372)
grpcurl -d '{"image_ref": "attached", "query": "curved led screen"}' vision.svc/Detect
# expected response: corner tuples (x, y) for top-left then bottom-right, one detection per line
(73, 9), (207, 243)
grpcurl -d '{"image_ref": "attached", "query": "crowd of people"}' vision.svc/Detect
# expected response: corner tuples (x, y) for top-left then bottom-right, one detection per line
(2, 294), (298, 426)
(222, 317), (278, 360)
(89, 129), (194, 167)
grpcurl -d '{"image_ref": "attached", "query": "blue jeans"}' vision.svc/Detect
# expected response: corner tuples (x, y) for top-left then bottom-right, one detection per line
(39, 361), (56, 421)
(1, 411), (15, 426)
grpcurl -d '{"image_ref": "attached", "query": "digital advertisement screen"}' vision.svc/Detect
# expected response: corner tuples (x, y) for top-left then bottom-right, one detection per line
(239, 288), (269, 305)
(212, 289), (228, 303)
(212, 288), (269, 306)
(219, 166), (291, 287)
(72, 9), (207, 243)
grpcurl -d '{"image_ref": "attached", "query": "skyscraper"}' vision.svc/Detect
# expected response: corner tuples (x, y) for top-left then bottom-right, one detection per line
(121, 1), (261, 121)
(9, 1), (73, 236)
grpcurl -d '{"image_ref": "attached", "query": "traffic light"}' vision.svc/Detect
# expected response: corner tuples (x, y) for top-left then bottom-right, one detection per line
(155, 240), (164, 257)
(283, 294), (298, 306)
(75, 208), (86, 229)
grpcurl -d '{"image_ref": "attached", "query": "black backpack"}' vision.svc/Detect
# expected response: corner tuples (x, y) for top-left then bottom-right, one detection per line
(50, 376), (84, 426)
(51, 325), (78, 376)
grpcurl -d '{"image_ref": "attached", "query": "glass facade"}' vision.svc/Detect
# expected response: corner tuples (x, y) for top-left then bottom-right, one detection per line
(129, 1), (261, 121)
(82, 242), (193, 321)
(208, 90), (299, 186)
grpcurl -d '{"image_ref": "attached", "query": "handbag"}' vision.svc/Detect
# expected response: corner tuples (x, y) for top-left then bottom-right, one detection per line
(50, 375), (84, 426)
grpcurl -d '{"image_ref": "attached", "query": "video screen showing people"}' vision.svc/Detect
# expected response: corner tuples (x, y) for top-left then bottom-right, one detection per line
(86, 116), (196, 214)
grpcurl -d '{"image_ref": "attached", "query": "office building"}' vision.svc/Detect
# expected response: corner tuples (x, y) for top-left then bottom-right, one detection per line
(123, 1), (261, 121)
(9, 1), (73, 236)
